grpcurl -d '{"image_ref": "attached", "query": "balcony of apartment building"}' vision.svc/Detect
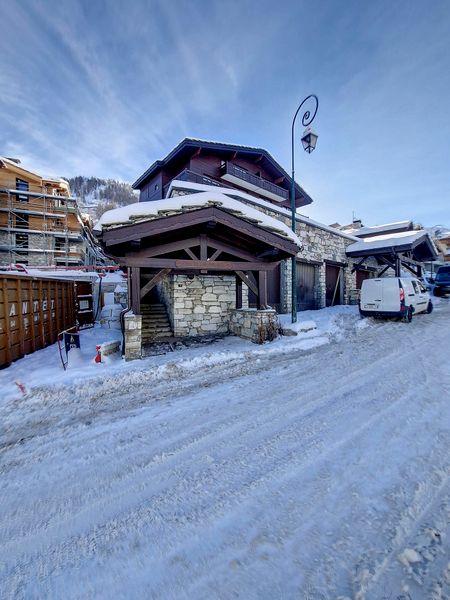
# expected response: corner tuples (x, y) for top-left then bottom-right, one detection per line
(219, 162), (289, 203)
(162, 165), (289, 204)
(162, 168), (225, 197)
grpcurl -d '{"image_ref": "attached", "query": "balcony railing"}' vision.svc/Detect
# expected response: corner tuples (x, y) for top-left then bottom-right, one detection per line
(163, 169), (224, 197)
(219, 162), (288, 202)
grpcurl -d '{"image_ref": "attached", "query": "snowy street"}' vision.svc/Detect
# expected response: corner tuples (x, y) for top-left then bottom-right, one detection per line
(1, 303), (449, 599)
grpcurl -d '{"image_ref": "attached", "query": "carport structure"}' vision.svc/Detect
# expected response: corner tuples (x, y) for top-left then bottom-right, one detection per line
(346, 230), (438, 277)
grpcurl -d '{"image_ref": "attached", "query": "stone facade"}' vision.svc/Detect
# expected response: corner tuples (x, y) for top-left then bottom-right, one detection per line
(124, 313), (142, 360)
(170, 274), (236, 337)
(229, 308), (279, 343)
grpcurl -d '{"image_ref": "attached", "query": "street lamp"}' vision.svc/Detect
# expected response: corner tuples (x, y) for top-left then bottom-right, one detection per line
(290, 94), (319, 323)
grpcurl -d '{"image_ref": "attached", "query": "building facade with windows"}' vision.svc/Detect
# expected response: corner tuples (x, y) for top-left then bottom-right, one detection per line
(0, 156), (103, 266)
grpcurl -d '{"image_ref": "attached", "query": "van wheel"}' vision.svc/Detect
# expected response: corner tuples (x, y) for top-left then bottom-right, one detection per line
(403, 307), (413, 323)
(426, 301), (433, 314)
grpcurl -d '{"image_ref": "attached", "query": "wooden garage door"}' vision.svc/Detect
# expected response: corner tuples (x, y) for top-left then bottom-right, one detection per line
(356, 269), (372, 289)
(325, 264), (343, 306)
(296, 262), (317, 311)
(248, 264), (281, 309)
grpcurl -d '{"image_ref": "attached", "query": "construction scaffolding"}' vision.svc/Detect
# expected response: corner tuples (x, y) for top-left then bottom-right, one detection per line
(0, 186), (86, 266)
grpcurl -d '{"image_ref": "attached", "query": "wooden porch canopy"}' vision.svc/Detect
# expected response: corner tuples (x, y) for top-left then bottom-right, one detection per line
(346, 231), (438, 278)
(99, 205), (300, 314)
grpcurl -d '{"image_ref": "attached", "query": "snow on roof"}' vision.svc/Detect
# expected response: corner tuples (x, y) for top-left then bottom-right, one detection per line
(166, 180), (360, 242)
(352, 220), (413, 237)
(346, 230), (432, 254)
(94, 191), (302, 246)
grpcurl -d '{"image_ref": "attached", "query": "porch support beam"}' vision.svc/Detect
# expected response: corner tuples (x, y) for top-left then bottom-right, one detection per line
(258, 271), (268, 309)
(235, 275), (242, 309)
(140, 268), (171, 300)
(130, 267), (141, 314)
(125, 237), (201, 259)
(236, 270), (259, 296)
(118, 257), (280, 271)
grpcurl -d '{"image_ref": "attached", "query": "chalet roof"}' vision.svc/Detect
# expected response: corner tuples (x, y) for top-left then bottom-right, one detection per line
(132, 138), (313, 206)
(94, 191), (301, 246)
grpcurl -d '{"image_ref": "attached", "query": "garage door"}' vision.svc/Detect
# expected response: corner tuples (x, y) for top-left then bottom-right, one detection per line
(325, 264), (343, 306)
(356, 269), (372, 289)
(296, 262), (317, 311)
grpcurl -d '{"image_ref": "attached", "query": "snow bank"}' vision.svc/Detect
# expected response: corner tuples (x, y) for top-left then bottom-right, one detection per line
(94, 191), (301, 245)
(0, 305), (367, 403)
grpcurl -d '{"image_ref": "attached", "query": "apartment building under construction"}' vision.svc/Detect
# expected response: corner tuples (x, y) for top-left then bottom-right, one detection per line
(0, 156), (103, 267)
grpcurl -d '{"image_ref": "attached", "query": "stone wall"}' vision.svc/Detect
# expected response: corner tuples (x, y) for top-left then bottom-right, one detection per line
(229, 308), (279, 343)
(124, 313), (142, 360)
(171, 274), (236, 337)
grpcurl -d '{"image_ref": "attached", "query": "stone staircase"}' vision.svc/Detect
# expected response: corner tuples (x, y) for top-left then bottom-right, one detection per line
(141, 303), (173, 343)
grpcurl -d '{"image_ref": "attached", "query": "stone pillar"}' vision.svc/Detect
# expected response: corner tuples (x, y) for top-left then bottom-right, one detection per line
(124, 313), (142, 360)
(229, 308), (279, 344)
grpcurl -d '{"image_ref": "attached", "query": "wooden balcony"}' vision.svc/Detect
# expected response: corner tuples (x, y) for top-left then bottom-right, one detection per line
(220, 162), (289, 203)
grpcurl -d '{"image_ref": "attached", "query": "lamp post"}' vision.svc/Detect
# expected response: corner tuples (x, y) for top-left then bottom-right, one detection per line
(290, 94), (319, 323)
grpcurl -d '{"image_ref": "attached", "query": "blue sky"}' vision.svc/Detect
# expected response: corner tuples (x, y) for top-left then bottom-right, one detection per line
(1, 0), (449, 227)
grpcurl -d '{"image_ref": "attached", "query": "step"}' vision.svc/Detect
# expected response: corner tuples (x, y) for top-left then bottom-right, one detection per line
(143, 319), (171, 325)
(143, 328), (172, 335)
(142, 332), (173, 340)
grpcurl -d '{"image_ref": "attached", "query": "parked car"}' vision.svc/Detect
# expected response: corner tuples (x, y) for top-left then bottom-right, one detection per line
(433, 265), (450, 296)
(359, 277), (433, 322)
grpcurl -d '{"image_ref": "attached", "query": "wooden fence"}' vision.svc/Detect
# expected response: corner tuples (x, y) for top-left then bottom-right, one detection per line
(0, 274), (77, 368)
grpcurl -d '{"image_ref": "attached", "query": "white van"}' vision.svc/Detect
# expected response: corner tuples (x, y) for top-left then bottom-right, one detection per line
(360, 277), (433, 322)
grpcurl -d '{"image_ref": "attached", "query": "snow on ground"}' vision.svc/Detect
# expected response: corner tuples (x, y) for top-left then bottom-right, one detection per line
(0, 305), (358, 406)
(1, 301), (449, 599)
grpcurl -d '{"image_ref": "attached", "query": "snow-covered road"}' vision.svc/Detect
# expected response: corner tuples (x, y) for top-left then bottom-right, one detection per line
(1, 303), (449, 599)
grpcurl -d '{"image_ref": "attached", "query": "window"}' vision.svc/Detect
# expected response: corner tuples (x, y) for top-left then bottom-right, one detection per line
(16, 213), (29, 229)
(16, 178), (29, 202)
(411, 280), (419, 293)
(55, 237), (66, 251)
(15, 232), (29, 249)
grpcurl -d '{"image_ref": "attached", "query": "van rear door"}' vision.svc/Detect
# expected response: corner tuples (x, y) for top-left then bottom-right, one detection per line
(382, 278), (401, 312)
(361, 279), (383, 310)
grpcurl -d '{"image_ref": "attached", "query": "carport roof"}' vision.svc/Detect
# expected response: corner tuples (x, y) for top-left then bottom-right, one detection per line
(346, 230), (438, 261)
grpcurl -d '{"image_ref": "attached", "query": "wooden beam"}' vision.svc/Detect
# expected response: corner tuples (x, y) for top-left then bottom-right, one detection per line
(274, 176), (285, 185)
(235, 275), (242, 309)
(206, 238), (260, 262)
(119, 257), (280, 271)
(140, 268), (171, 299)
(377, 265), (390, 277)
(258, 271), (268, 309)
(124, 237), (201, 260)
(351, 257), (367, 274)
(210, 248), (222, 261)
(130, 267), (141, 314)
(236, 270), (259, 296)
(185, 248), (198, 260)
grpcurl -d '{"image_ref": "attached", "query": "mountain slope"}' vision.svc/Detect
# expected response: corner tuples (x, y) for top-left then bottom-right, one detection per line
(67, 176), (138, 219)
